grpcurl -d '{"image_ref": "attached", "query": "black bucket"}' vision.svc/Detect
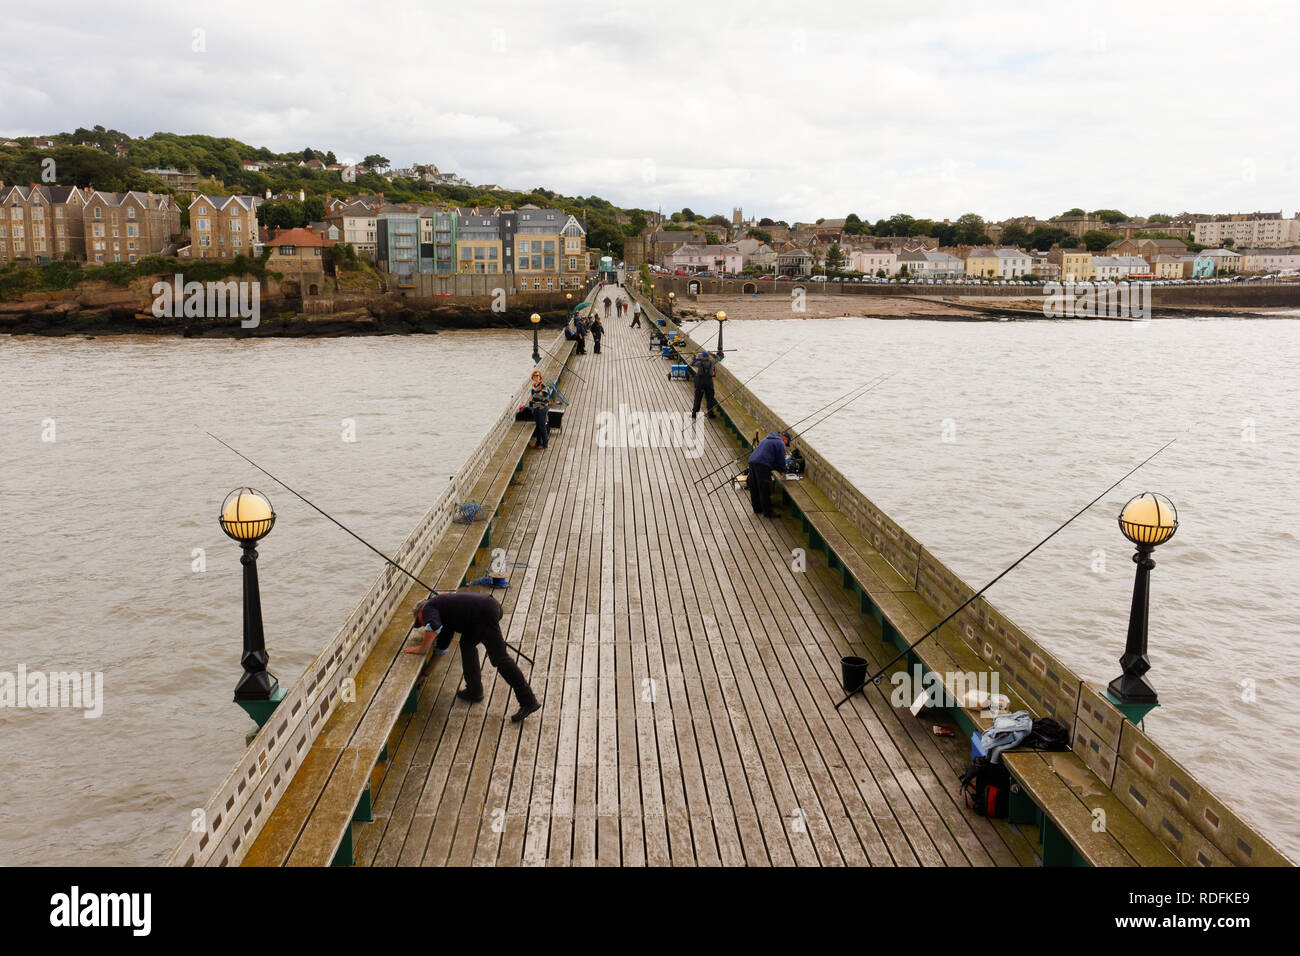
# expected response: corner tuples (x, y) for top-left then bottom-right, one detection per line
(841, 656), (868, 693)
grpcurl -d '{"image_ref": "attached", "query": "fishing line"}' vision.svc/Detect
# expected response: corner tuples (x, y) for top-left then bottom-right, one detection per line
(832, 435), (1180, 708)
(518, 331), (588, 384)
(695, 371), (892, 488)
(202, 430), (535, 665)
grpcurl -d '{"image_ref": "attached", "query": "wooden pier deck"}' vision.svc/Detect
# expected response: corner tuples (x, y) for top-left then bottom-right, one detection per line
(346, 289), (1030, 867)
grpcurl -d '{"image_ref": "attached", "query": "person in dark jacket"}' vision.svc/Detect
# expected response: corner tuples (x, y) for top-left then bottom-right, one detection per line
(747, 431), (789, 517)
(690, 349), (718, 419)
(573, 314), (586, 354)
(602, 295), (612, 318)
(528, 369), (550, 449)
(589, 316), (604, 354)
(405, 592), (541, 723)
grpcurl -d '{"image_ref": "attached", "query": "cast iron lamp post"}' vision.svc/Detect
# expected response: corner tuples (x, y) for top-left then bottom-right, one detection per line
(667, 291), (675, 318)
(219, 487), (281, 723)
(1107, 492), (1178, 723)
(715, 310), (727, 360)
(530, 312), (542, 363)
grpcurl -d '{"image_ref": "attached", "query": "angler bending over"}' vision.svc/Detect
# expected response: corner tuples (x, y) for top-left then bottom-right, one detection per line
(747, 430), (789, 518)
(405, 592), (541, 723)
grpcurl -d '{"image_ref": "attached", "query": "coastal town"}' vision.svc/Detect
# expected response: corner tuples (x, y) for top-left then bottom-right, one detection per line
(2, 131), (1299, 305)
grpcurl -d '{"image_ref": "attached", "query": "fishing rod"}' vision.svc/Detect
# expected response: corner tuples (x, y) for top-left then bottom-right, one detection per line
(203, 430), (535, 665)
(702, 374), (893, 497)
(518, 331), (588, 384)
(789, 370), (897, 443)
(832, 435), (1180, 708)
(709, 337), (805, 409)
(694, 371), (892, 487)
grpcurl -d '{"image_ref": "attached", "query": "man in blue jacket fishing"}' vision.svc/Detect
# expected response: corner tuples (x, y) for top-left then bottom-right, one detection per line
(747, 431), (789, 518)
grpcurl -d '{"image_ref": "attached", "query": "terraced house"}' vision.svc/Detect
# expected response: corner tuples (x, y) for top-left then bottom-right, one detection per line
(325, 199), (379, 257)
(82, 189), (181, 263)
(178, 194), (259, 260)
(509, 205), (587, 291)
(0, 183), (88, 265)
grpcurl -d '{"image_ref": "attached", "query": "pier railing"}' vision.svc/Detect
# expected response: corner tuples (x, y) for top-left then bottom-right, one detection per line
(166, 325), (576, 867)
(629, 282), (1290, 866)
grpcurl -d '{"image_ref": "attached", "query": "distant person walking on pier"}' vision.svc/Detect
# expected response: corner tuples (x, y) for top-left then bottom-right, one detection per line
(690, 349), (718, 419)
(602, 294), (612, 318)
(406, 592), (541, 723)
(630, 300), (642, 328)
(590, 315), (604, 354)
(747, 431), (790, 518)
(528, 368), (551, 449)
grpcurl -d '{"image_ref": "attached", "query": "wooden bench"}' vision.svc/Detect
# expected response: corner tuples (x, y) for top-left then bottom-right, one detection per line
(1000, 750), (1180, 867)
(775, 476), (1185, 868)
(244, 348), (573, 867)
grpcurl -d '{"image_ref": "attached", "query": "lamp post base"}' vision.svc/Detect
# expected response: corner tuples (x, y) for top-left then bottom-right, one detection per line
(1103, 689), (1158, 726)
(237, 686), (286, 740)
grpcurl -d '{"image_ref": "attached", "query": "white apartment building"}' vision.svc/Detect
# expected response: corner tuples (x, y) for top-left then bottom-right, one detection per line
(898, 249), (964, 277)
(1193, 215), (1300, 248)
(993, 247), (1033, 278)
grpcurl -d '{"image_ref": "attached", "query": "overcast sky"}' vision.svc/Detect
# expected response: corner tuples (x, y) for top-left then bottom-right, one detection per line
(2, 0), (1297, 223)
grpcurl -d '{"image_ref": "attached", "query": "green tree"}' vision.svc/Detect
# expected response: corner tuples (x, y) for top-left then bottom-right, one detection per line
(746, 228), (772, 244)
(362, 154), (389, 172)
(1062, 207), (1085, 217)
(1000, 223), (1029, 248)
(1081, 229), (1119, 252)
(302, 196), (326, 223)
(954, 213), (989, 245)
(844, 213), (864, 235)
(881, 213), (916, 236)
(1090, 209), (1128, 224)
(825, 243), (845, 273)
(1026, 225), (1072, 249)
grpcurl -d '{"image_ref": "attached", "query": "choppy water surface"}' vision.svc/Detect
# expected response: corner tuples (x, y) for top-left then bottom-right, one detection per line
(724, 316), (1300, 859)
(0, 333), (533, 864)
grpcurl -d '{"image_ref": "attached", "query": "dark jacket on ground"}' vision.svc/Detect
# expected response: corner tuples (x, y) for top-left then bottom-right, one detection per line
(749, 432), (788, 471)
